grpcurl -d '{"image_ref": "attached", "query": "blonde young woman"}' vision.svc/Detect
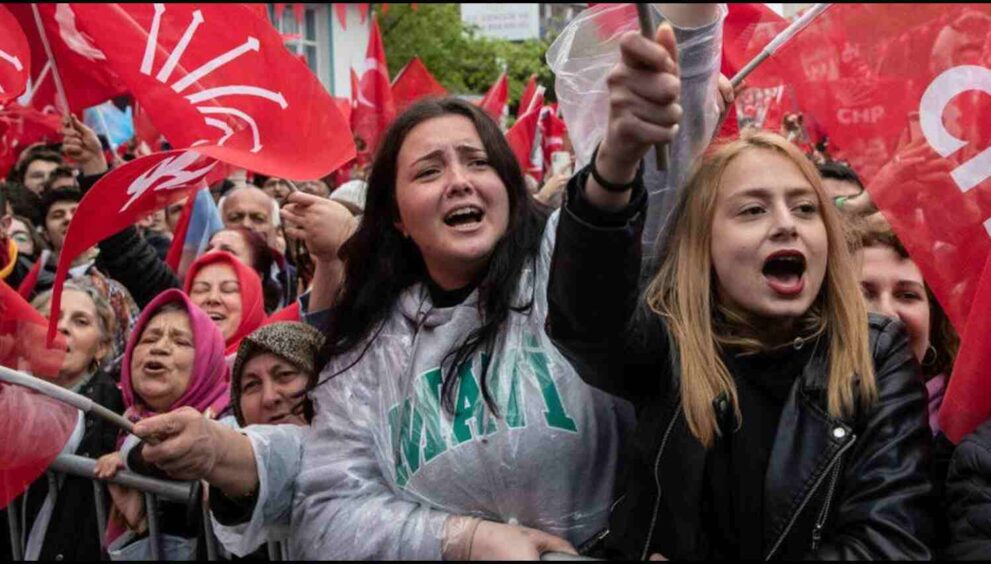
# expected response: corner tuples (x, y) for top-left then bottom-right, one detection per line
(545, 24), (933, 560)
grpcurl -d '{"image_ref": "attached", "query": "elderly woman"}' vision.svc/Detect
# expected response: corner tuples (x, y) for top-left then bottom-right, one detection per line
(209, 322), (324, 558)
(21, 281), (124, 561)
(94, 288), (230, 560)
(206, 227), (284, 315)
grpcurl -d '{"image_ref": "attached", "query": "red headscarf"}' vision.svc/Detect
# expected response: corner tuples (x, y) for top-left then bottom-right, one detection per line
(184, 251), (267, 355)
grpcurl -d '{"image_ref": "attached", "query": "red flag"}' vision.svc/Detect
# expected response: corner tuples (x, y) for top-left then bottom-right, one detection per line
(0, 102), (61, 178)
(47, 149), (220, 343)
(506, 102), (543, 178)
(358, 4), (371, 23)
(0, 5), (30, 104)
(7, 4), (126, 114)
(292, 3), (305, 27)
(69, 3), (355, 180)
(333, 96), (352, 125)
(742, 4), (991, 441)
(274, 3), (286, 21)
(721, 3), (788, 87)
(0, 281), (66, 380)
(0, 380), (78, 509)
(586, 3), (638, 42)
(518, 74), (539, 118)
(335, 4), (348, 30)
(391, 56), (446, 114)
(540, 107), (568, 172)
(351, 16), (395, 155)
(478, 72), (508, 124)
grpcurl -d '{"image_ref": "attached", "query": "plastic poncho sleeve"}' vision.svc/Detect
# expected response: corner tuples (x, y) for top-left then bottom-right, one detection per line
(210, 423), (303, 557)
(547, 4), (727, 269)
(289, 368), (451, 560)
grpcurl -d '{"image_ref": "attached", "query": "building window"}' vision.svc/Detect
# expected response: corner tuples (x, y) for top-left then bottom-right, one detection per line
(268, 4), (330, 87)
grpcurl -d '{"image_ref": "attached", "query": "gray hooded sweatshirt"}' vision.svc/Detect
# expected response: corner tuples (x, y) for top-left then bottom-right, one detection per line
(223, 212), (634, 559)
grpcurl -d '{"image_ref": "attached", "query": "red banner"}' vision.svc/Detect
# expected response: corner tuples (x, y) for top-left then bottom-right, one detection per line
(478, 72), (508, 125)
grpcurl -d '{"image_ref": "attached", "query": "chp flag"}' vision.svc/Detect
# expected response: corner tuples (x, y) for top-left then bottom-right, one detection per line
(0, 4), (30, 103)
(66, 3), (355, 180)
(742, 4), (991, 442)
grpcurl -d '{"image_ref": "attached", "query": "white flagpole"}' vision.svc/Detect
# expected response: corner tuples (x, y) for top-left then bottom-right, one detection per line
(730, 3), (833, 88)
(30, 4), (71, 116)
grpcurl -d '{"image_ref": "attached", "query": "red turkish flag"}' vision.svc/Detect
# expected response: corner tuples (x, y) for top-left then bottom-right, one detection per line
(518, 74), (539, 118)
(335, 4), (348, 30)
(391, 56), (446, 114)
(68, 3), (354, 180)
(743, 4), (991, 442)
(540, 107), (568, 171)
(6, 4), (126, 114)
(478, 72), (508, 125)
(0, 5), (30, 104)
(351, 15), (395, 155)
(0, 103), (61, 178)
(506, 96), (544, 179)
(46, 149), (220, 343)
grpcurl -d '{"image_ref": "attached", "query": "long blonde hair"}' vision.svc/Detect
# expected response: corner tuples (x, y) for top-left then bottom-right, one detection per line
(645, 131), (876, 447)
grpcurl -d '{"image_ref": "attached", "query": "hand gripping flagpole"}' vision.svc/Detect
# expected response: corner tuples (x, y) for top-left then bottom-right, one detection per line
(730, 3), (832, 88)
(636, 3), (671, 171)
(0, 365), (136, 435)
(712, 3), (832, 142)
(30, 4), (71, 116)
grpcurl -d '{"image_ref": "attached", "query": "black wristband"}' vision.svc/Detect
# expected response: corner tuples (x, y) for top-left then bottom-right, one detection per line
(589, 145), (642, 193)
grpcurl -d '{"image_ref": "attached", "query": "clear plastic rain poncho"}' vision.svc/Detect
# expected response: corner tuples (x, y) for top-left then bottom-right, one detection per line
(547, 3), (727, 267)
(218, 213), (636, 559)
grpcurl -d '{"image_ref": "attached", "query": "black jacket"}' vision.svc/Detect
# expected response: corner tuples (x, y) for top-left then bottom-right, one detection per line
(21, 370), (124, 561)
(547, 169), (934, 560)
(945, 419), (991, 559)
(78, 173), (181, 308)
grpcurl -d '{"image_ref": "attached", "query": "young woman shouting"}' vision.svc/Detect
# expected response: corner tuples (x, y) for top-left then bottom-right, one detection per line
(545, 23), (934, 561)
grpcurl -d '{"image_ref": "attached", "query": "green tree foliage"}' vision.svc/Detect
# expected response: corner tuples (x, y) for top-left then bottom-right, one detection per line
(376, 3), (556, 113)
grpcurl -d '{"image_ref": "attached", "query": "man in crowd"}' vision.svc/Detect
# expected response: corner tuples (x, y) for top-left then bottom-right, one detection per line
(220, 186), (297, 307)
(261, 177), (293, 206)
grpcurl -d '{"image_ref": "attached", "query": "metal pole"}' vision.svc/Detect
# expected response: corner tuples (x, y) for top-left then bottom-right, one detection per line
(635, 3), (670, 171)
(144, 493), (162, 561)
(91, 481), (108, 549)
(201, 497), (217, 561)
(6, 500), (23, 561)
(50, 455), (192, 502)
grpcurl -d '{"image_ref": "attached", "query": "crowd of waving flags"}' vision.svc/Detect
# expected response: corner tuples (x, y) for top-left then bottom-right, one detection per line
(2, 2), (991, 504)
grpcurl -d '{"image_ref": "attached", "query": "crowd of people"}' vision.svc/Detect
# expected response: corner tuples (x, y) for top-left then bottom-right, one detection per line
(0, 3), (988, 561)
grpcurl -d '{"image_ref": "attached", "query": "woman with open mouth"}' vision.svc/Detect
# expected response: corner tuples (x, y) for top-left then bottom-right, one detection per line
(93, 288), (231, 560)
(544, 24), (933, 559)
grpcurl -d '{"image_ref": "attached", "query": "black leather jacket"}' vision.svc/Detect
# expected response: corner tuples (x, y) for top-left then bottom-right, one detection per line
(945, 419), (991, 559)
(547, 169), (934, 560)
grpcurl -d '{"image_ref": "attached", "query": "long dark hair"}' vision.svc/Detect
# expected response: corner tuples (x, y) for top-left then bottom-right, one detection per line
(313, 97), (548, 414)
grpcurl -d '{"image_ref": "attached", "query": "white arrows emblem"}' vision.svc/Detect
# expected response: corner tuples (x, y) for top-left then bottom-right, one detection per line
(138, 4), (288, 153)
(55, 4), (107, 61)
(121, 151), (217, 212)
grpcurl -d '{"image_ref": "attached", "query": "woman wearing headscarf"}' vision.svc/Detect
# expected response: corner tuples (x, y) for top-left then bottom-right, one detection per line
(19, 281), (124, 561)
(209, 322), (324, 558)
(184, 251), (267, 356)
(94, 288), (230, 560)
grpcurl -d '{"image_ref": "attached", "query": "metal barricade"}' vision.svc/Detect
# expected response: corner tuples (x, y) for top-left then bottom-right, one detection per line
(4, 453), (220, 561)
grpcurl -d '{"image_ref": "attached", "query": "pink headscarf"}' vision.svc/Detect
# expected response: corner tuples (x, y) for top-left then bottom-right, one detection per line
(120, 289), (230, 422)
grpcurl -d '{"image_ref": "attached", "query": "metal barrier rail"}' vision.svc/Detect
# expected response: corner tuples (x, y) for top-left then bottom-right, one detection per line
(5, 453), (225, 561)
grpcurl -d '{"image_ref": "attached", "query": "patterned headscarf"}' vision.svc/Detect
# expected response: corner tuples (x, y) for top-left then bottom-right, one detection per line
(230, 322), (324, 426)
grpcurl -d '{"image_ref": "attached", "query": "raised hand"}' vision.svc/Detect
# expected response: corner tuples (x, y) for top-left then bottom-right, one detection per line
(281, 191), (357, 264)
(61, 114), (108, 176)
(591, 22), (681, 208)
